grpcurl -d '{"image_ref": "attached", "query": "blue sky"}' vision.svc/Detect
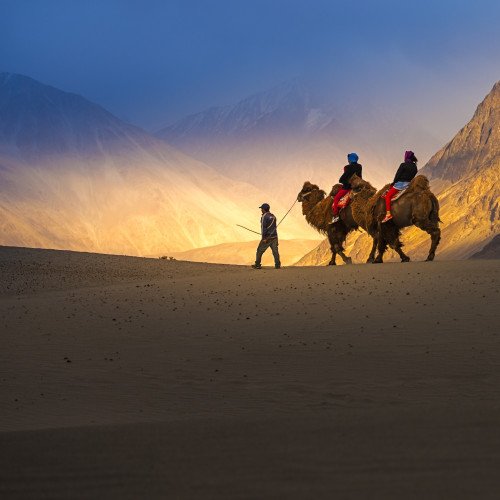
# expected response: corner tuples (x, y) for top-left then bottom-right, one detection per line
(1, 0), (499, 138)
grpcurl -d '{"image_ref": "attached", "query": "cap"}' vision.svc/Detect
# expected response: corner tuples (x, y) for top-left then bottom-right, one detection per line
(259, 203), (270, 211)
(404, 150), (416, 162)
(347, 152), (359, 163)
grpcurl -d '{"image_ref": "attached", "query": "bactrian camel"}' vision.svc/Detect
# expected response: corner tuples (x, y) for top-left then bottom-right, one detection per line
(296, 181), (377, 265)
(349, 174), (441, 262)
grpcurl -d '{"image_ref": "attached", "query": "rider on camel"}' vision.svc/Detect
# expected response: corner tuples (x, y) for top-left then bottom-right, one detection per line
(331, 153), (362, 224)
(382, 150), (418, 223)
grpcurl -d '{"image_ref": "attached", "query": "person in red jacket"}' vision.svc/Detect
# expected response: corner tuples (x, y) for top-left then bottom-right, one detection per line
(382, 151), (418, 223)
(331, 153), (362, 224)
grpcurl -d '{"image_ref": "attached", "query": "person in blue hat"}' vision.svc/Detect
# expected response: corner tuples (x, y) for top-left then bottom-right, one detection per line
(331, 153), (363, 224)
(252, 203), (281, 269)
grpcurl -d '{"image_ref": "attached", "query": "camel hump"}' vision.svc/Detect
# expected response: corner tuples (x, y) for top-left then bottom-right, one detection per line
(329, 184), (343, 197)
(388, 176), (431, 202)
(408, 175), (430, 192)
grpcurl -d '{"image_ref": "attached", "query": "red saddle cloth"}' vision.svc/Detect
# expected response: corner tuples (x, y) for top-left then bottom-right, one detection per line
(338, 191), (351, 209)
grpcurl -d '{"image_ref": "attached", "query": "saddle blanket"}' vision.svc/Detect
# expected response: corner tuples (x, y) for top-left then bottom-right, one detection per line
(338, 192), (351, 208)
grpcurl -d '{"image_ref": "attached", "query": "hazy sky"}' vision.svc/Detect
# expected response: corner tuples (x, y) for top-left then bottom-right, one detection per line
(1, 0), (499, 140)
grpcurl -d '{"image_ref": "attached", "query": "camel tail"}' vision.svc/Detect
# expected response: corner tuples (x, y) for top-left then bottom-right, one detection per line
(430, 194), (441, 223)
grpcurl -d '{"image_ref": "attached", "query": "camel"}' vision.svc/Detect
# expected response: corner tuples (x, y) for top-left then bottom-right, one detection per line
(297, 181), (361, 265)
(349, 174), (441, 262)
(346, 177), (380, 263)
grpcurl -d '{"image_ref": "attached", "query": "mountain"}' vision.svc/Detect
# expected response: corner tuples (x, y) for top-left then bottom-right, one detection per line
(423, 81), (500, 184)
(156, 78), (441, 201)
(0, 73), (311, 256)
(0, 72), (156, 160)
(470, 234), (500, 259)
(168, 239), (320, 266)
(295, 81), (500, 265)
(417, 80), (499, 258)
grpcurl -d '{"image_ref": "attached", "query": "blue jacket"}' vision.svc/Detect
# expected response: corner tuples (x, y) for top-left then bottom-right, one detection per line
(261, 212), (278, 239)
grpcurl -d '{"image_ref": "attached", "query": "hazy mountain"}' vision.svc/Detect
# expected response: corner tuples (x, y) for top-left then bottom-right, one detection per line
(156, 78), (441, 200)
(295, 81), (500, 265)
(0, 73), (312, 256)
(0, 73), (157, 160)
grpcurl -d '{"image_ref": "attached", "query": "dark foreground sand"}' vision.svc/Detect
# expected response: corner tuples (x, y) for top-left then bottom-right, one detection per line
(1, 246), (499, 499)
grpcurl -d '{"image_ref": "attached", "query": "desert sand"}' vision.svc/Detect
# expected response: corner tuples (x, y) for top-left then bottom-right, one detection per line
(1, 246), (500, 499)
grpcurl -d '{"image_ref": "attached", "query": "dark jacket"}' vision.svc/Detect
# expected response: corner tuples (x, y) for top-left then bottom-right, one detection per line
(393, 161), (418, 184)
(339, 162), (362, 189)
(261, 212), (278, 239)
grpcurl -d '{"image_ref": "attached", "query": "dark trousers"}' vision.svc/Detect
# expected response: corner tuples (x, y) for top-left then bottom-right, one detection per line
(256, 238), (281, 267)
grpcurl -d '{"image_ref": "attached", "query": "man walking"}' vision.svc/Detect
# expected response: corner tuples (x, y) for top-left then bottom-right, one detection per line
(252, 203), (281, 269)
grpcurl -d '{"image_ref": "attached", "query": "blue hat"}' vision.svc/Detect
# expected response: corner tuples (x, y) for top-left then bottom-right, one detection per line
(347, 153), (359, 163)
(259, 203), (270, 211)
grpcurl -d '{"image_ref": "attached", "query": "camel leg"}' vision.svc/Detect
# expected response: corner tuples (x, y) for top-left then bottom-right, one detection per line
(327, 232), (337, 265)
(414, 221), (441, 261)
(328, 248), (337, 266)
(374, 226), (387, 264)
(378, 223), (410, 263)
(391, 239), (410, 262)
(366, 236), (378, 263)
(327, 228), (351, 265)
(422, 224), (441, 261)
(374, 241), (385, 263)
(335, 245), (352, 265)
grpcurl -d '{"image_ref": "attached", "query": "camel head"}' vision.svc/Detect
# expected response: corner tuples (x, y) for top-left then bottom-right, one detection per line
(297, 181), (326, 203)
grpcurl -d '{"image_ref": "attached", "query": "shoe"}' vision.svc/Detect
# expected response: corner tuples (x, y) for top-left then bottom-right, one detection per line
(381, 212), (393, 223)
(329, 215), (340, 225)
(251, 264), (262, 269)
(275, 265), (281, 269)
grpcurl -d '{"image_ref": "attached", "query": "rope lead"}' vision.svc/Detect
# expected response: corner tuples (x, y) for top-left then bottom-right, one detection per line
(236, 198), (298, 235)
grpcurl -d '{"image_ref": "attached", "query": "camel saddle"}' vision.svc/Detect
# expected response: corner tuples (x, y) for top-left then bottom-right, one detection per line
(338, 191), (351, 209)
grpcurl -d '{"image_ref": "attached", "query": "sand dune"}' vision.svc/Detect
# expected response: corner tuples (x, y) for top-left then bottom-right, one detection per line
(1, 246), (499, 498)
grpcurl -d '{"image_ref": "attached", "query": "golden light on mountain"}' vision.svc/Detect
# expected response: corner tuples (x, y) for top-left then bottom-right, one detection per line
(297, 81), (500, 264)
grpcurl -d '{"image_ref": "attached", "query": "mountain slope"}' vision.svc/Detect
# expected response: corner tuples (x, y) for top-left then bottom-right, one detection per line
(0, 73), (311, 256)
(295, 81), (500, 265)
(417, 80), (499, 258)
(470, 234), (500, 259)
(423, 81), (500, 183)
(156, 78), (440, 200)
